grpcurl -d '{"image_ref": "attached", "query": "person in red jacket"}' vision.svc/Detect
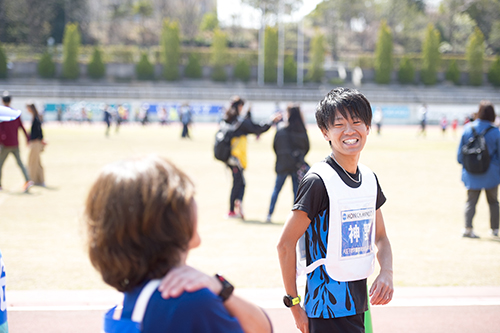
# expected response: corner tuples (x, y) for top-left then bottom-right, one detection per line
(0, 92), (33, 192)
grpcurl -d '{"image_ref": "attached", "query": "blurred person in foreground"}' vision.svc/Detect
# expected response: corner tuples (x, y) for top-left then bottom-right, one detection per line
(277, 88), (393, 333)
(85, 155), (272, 333)
(266, 104), (309, 223)
(0, 92), (33, 192)
(0, 249), (6, 333)
(457, 101), (500, 238)
(223, 96), (281, 219)
(26, 103), (46, 186)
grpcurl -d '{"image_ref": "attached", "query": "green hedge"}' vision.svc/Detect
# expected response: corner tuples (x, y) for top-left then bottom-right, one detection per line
(136, 53), (154, 80)
(184, 53), (202, 79)
(87, 47), (106, 79)
(0, 43), (8, 78)
(445, 59), (461, 85)
(37, 51), (56, 78)
(284, 55), (297, 83)
(488, 56), (500, 87)
(233, 58), (250, 82)
(397, 56), (415, 84)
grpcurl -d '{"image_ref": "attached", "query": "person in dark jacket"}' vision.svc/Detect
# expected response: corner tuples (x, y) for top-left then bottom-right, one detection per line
(457, 101), (500, 238)
(223, 96), (281, 219)
(27, 103), (46, 186)
(266, 104), (309, 223)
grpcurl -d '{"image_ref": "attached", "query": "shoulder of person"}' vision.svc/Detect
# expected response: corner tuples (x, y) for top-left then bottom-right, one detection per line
(149, 288), (220, 314)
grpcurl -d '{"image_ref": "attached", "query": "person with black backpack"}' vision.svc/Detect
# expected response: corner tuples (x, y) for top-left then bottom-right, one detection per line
(458, 101), (500, 238)
(219, 96), (281, 219)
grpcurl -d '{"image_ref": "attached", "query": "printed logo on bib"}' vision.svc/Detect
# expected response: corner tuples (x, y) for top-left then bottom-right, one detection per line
(341, 208), (374, 258)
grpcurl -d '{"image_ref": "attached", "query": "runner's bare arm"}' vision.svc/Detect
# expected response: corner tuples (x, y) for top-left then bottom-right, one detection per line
(277, 210), (311, 333)
(369, 208), (394, 305)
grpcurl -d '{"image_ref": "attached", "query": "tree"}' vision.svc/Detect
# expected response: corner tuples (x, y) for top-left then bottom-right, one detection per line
(161, 19), (180, 81)
(464, 0), (500, 49)
(50, 0), (90, 44)
(381, 0), (427, 53)
(133, 0), (153, 46)
(37, 51), (56, 78)
(87, 47), (106, 79)
(284, 55), (297, 83)
(421, 23), (441, 85)
(1, 0), (57, 45)
(0, 42), (7, 78)
(309, 0), (377, 59)
(211, 29), (228, 82)
(200, 12), (219, 32)
(264, 26), (278, 83)
(374, 20), (393, 84)
(136, 52), (154, 80)
(234, 58), (251, 82)
(466, 27), (485, 86)
(437, 0), (473, 53)
(445, 59), (461, 85)
(488, 56), (500, 87)
(184, 53), (202, 79)
(307, 31), (325, 83)
(397, 56), (415, 84)
(62, 23), (81, 80)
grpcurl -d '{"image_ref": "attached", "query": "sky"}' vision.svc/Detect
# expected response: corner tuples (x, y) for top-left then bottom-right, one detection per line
(217, 0), (323, 29)
(217, 0), (443, 29)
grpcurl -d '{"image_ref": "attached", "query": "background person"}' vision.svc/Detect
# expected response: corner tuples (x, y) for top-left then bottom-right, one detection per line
(266, 104), (309, 223)
(223, 96), (281, 219)
(85, 155), (272, 333)
(373, 107), (383, 135)
(26, 103), (45, 186)
(0, 92), (33, 192)
(277, 88), (393, 333)
(457, 101), (500, 238)
(417, 103), (428, 137)
(180, 103), (193, 138)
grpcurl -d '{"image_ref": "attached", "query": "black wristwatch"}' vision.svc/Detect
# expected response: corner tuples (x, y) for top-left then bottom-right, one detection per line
(215, 274), (234, 302)
(283, 294), (301, 307)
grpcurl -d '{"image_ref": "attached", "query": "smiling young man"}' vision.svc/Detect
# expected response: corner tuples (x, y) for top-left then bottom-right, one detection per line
(277, 88), (393, 333)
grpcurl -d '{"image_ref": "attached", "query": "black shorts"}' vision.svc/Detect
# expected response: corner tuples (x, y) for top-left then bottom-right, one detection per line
(309, 313), (365, 333)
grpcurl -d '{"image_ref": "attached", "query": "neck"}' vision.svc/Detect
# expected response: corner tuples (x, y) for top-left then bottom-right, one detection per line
(332, 153), (359, 174)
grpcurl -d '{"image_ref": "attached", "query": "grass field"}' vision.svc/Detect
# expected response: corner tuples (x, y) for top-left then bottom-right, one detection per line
(1, 121), (499, 291)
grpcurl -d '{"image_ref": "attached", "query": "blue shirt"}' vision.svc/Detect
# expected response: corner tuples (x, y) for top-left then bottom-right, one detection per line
(457, 120), (500, 190)
(121, 282), (244, 333)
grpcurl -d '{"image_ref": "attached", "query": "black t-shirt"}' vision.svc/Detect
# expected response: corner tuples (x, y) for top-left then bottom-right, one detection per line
(292, 155), (386, 319)
(293, 155), (386, 222)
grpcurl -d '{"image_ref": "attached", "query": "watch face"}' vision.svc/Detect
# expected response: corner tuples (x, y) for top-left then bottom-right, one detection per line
(283, 295), (292, 307)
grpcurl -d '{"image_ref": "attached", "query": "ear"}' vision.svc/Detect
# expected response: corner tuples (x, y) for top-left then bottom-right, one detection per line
(320, 128), (330, 141)
(366, 125), (370, 135)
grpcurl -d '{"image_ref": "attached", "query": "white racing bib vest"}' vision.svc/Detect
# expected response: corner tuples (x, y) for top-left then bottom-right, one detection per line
(297, 161), (377, 282)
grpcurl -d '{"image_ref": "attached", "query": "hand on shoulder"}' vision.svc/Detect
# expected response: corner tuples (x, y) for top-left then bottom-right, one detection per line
(158, 265), (222, 299)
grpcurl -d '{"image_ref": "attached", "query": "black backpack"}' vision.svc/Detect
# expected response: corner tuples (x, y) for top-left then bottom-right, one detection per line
(461, 126), (494, 174)
(214, 120), (241, 163)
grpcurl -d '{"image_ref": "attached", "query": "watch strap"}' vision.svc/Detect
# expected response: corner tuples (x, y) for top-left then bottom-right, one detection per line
(215, 274), (234, 302)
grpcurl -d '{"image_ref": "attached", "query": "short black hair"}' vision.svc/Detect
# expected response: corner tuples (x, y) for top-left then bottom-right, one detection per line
(2, 91), (11, 104)
(315, 87), (372, 131)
